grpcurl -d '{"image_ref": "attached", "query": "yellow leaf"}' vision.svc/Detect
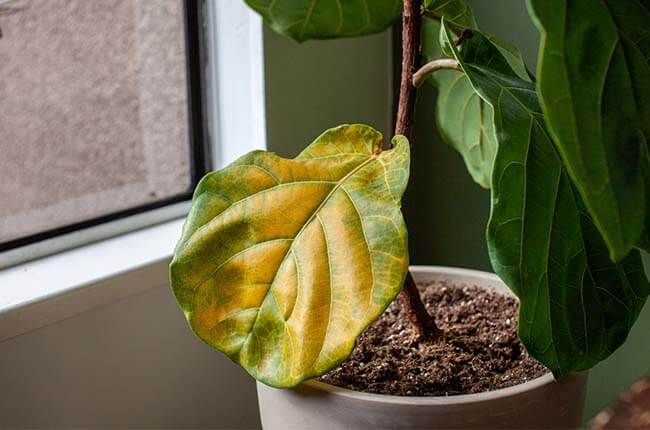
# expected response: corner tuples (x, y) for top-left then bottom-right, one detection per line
(170, 124), (410, 387)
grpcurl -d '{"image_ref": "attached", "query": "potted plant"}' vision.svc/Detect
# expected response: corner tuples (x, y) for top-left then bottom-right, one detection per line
(170, 0), (650, 428)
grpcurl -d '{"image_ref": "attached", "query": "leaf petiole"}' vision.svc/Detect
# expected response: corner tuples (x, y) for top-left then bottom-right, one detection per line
(412, 58), (461, 87)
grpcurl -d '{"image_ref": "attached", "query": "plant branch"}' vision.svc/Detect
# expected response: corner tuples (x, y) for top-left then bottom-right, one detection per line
(400, 272), (441, 339)
(394, 0), (441, 340)
(394, 0), (422, 139)
(412, 58), (460, 87)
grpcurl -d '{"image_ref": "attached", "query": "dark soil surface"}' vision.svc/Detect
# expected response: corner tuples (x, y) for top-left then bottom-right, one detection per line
(320, 280), (548, 396)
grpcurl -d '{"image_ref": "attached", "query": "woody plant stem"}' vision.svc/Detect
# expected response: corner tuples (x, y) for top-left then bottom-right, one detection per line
(394, 0), (441, 340)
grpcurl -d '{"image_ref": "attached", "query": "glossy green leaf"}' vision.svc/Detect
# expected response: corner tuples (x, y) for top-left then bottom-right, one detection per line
(423, 0), (476, 31)
(528, 0), (649, 261)
(244, 0), (402, 42)
(422, 12), (493, 188)
(432, 68), (496, 189)
(170, 124), (410, 388)
(441, 22), (649, 377)
(422, 7), (530, 188)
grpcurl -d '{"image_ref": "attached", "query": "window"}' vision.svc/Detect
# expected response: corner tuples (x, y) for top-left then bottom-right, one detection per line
(0, 0), (264, 338)
(0, 0), (209, 262)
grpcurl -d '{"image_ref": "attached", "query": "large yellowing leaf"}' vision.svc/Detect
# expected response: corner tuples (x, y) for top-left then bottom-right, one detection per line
(244, 0), (402, 42)
(170, 124), (410, 388)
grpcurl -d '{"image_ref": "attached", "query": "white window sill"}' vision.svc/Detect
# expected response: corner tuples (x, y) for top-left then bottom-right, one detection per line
(0, 218), (184, 342)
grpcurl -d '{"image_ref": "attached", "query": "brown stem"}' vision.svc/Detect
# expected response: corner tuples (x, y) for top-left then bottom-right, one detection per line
(400, 272), (441, 339)
(394, 0), (441, 340)
(394, 0), (422, 139)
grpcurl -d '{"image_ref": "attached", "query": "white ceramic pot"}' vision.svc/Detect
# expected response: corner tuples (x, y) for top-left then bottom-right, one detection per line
(257, 265), (588, 429)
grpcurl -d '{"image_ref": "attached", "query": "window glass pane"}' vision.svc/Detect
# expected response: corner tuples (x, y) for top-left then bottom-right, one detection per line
(0, 0), (193, 244)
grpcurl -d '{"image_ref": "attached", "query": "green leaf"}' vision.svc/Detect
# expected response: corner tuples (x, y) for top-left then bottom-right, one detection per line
(170, 124), (410, 388)
(423, 0), (477, 31)
(422, 9), (530, 188)
(422, 13), (493, 188)
(441, 22), (649, 377)
(244, 0), (402, 42)
(527, 0), (649, 261)
(432, 67), (497, 189)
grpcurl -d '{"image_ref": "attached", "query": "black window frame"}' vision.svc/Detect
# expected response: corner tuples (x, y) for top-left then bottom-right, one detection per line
(0, 0), (211, 253)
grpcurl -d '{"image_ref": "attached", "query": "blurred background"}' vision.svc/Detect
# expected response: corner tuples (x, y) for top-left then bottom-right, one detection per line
(0, 0), (647, 428)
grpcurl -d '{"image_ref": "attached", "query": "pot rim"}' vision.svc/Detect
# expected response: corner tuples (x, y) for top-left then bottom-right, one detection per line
(301, 264), (556, 406)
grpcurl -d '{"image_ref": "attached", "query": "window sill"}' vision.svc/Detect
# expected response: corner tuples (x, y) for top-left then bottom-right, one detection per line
(0, 218), (184, 342)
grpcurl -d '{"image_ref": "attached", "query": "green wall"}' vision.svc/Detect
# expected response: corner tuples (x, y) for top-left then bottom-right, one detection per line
(263, 27), (392, 157)
(262, 3), (649, 421)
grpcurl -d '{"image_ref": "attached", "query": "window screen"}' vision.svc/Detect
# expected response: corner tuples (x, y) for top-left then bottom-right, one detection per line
(0, 0), (207, 250)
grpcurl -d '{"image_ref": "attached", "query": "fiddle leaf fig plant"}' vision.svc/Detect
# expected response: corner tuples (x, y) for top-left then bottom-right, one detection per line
(171, 0), (649, 387)
(170, 125), (410, 387)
